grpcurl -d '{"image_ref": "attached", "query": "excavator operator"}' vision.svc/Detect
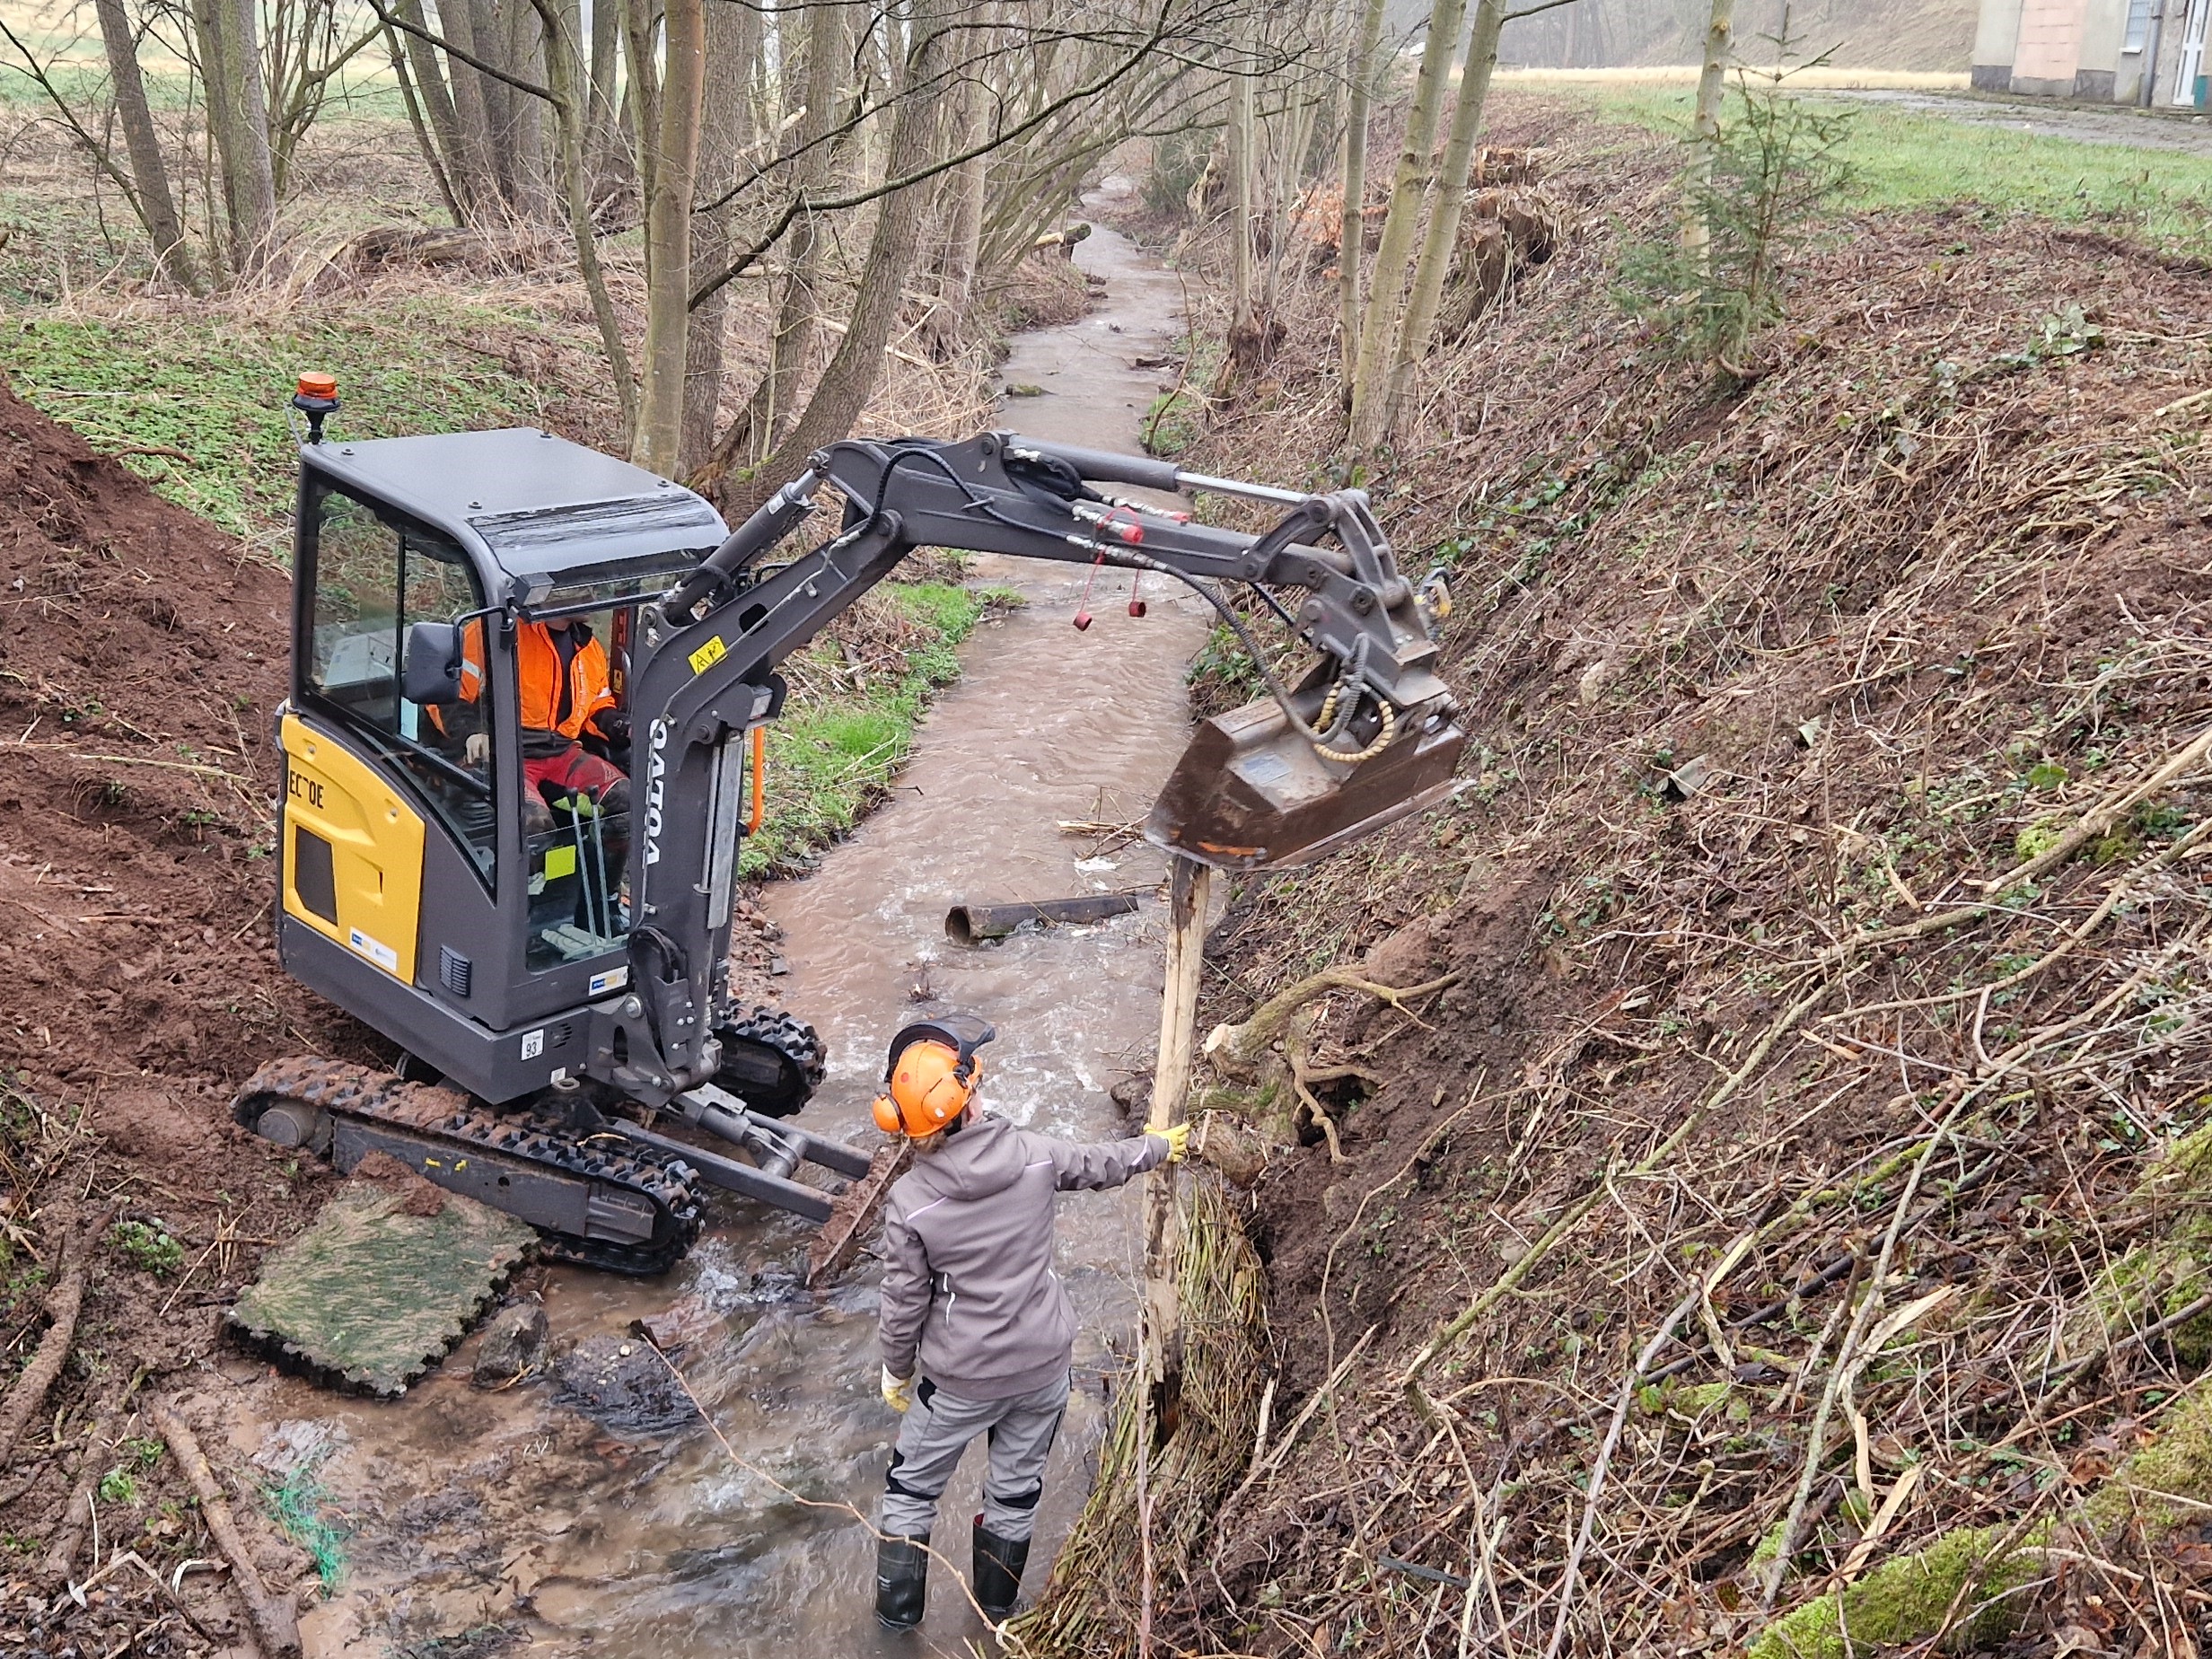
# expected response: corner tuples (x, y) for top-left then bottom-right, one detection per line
(867, 1014), (1189, 1629)
(440, 614), (632, 821)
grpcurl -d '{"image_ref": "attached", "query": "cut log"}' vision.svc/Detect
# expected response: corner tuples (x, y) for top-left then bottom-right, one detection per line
(944, 889), (1149, 945)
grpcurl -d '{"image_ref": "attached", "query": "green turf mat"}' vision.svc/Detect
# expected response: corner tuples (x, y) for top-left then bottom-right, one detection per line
(230, 1185), (537, 1395)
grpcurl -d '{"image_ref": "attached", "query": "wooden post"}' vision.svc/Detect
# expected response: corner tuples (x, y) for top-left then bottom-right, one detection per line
(1143, 854), (1211, 1384)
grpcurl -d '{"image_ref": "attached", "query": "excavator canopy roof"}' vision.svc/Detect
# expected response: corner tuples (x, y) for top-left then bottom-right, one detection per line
(301, 428), (728, 608)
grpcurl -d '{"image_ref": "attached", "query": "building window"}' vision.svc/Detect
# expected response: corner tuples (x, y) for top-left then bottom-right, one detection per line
(2126, 0), (2155, 52)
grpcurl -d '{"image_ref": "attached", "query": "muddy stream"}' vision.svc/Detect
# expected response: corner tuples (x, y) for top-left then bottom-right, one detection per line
(215, 195), (1212, 1656)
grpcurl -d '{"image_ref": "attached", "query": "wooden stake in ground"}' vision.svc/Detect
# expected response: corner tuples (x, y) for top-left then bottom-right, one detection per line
(148, 1401), (300, 1656)
(1142, 854), (1211, 1387)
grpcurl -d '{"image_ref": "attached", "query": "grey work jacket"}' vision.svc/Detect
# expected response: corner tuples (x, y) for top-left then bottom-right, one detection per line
(877, 1113), (1169, 1400)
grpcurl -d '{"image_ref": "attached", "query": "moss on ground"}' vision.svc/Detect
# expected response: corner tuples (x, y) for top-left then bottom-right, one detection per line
(1749, 1521), (2051, 1659)
(2067, 1118), (2212, 1366)
(2086, 1366), (2212, 1542)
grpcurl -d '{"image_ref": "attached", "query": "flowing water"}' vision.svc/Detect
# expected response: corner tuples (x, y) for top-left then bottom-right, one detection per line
(224, 194), (1214, 1658)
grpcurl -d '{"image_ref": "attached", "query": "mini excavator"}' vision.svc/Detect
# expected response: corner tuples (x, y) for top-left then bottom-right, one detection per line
(235, 375), (1463, 1275)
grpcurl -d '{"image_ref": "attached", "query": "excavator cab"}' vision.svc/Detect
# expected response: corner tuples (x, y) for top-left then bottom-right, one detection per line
(281, 427), (728, 1102)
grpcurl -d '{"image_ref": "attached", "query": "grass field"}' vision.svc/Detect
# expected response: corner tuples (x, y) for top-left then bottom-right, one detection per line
(1, 302), (584, 548)
(1497, 66), (1970, 91)
(1586, 83), (2212, 249)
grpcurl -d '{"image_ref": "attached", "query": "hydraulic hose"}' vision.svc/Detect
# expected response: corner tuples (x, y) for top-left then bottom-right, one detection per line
(662, 469), (821, 624)
(1105, 548), (1389, 760)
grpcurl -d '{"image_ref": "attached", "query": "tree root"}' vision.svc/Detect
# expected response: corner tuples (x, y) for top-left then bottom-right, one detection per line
(148, 1401), (300, 1656)
(1286, 1019), (1380, 1165)
(0, 1203), (116, 1469)
(37, 1409), (113, 1588)
(1205, 968), (1462, 1075)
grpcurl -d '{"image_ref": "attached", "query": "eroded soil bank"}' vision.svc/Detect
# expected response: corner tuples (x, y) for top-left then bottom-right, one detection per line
(1049, 95), (2212, 1658)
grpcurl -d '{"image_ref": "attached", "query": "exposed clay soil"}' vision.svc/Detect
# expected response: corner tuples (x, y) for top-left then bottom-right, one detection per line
(0, 373), (372, 1649)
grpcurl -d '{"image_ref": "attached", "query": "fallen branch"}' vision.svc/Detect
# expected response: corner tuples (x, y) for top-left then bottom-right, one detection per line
(0, 1204), (115, 1467)
(147, 1402), (300, 1656)
(1544, 1288), (1702, 1659)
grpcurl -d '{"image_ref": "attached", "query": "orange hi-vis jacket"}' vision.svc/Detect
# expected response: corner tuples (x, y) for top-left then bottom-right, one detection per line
(456, 619), (617, 740)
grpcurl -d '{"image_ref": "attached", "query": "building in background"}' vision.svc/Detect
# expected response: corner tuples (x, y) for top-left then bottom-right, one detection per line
(1974, 0), (2210, 103)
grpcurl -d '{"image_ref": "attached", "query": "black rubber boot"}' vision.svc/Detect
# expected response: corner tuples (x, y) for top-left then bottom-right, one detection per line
(971, 1517), (1031, 1620)
(875, 1532), (930, 1629)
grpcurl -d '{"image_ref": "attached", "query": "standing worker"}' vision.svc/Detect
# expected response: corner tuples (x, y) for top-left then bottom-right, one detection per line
(868, 1014), (1189, 1628)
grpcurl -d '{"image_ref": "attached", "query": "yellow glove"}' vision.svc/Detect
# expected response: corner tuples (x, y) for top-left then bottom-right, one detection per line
(1159, 1121), (1191, 1164)
(882, 1366), (914, 1414)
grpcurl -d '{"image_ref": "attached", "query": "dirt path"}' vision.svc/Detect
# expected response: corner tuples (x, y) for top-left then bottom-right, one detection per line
(1832, 85), (2212, 152)
(206, 198), (1209, 1659)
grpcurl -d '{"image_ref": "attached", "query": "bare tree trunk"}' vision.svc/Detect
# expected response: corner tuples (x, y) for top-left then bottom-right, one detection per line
(227, 0), (276, 254)
(439, 0), (505, 213)
(192, 0), (279, 273)
(1227, 64), (1255, 329)
(473, 0), (521, 205)
(620, 0), (662, 213)
(1382, 0), (1503, 432)
(736, 0), (948, 514)
(930, 8), (993, 342)
(587, 0), (624, 190)
(1683, 0), (1735, 256)
(383, 18), (465, 223)
(534, 0), (636, 436)
(631, 0), (706, 474)
(680, 0), (761, 474)
(1338, 0), (1385, 401)
(709, 0), (845, 482)
(505, 0), (551, 217)
(1345, 0), (1469, 451)
(391, 0), (474, 216)
(92, 0), (200, 288)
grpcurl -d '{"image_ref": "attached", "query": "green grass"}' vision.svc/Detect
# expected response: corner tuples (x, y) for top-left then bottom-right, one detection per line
(1, 303), (591, 544)
(742, 582), (988, 876)
(1592, 86), (2212, 249)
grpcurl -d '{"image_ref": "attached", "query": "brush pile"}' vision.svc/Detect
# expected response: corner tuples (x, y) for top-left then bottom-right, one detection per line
(1036, 95), (2212, 1656)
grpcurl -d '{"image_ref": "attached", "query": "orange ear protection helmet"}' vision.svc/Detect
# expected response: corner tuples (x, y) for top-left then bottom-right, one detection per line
(873, 1014), (996, 1137)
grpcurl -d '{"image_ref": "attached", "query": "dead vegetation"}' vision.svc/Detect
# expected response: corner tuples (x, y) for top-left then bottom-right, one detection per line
(1020, 97), (2212, 1657)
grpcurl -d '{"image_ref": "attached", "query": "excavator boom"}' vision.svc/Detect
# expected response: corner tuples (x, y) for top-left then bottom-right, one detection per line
(591, 430), (1465, 1107)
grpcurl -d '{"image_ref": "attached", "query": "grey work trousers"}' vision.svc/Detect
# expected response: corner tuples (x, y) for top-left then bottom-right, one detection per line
(878, 1371), (1071, 1543)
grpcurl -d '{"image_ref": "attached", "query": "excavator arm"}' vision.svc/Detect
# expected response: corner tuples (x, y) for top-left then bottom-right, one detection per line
(592, 432), (1465, 1104)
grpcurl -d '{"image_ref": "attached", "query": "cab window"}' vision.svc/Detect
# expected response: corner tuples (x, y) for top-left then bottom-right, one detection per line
(303, 480), (497, 882)
(522, 602), (635, 973)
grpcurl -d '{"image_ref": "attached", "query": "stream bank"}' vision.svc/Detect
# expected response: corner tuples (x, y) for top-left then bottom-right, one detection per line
(206, 201), (1211, 1659)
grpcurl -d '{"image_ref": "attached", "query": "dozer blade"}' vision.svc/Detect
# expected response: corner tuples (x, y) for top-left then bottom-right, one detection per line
(1146, 690), (1465, 871)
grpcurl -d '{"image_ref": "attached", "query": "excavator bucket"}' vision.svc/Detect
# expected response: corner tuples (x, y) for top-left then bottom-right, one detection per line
(1146, 686), (1465, 872)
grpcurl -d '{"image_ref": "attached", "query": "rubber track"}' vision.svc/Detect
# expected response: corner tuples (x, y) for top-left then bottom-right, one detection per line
(233, 1057), (703, 1276)
(715, 1002), (827, 1115)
